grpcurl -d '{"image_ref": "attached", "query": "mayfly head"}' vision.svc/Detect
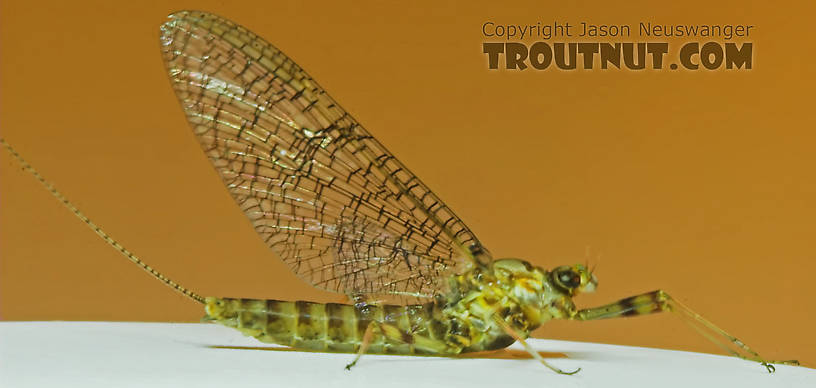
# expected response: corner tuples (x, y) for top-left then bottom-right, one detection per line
(549, 264), (598, 296)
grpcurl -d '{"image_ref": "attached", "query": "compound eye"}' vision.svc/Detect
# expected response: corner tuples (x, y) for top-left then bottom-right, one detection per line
(557, 270), (581, 289)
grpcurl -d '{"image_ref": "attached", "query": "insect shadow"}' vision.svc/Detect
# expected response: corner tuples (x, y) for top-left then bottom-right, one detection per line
(208, 345), (570, 361)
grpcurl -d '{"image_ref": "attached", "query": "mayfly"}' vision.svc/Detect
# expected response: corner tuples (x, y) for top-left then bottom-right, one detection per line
(0, 10), (798, 375)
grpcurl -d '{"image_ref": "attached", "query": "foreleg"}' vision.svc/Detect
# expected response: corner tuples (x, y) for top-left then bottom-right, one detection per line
(573, 290), (798, 372)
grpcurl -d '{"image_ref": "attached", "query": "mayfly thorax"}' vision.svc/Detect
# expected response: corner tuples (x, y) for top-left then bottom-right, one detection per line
(0, 10), (798, 375)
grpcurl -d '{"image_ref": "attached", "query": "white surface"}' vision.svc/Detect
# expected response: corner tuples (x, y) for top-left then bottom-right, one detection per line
(0, 322), (812, 388)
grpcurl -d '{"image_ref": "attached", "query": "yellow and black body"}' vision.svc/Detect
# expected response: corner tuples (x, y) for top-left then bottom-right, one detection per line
(203, 259), (597, 357)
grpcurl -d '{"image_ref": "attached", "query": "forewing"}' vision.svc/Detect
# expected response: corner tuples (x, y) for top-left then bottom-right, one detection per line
(159, 11), (491, 301)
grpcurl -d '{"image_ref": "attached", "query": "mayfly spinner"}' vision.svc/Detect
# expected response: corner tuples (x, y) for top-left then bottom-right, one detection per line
(0, 10), (798, 375)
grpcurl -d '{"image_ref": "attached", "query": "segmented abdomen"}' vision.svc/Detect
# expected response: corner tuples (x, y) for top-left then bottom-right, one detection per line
(203, 297), (457, 355)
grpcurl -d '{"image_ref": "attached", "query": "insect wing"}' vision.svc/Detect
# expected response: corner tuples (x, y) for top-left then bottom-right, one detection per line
(159, 11), (491, 301)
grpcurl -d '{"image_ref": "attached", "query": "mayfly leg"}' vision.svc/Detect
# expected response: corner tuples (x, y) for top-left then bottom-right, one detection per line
(345, 321), (380, 370)
(492, 314), (580, 375)
(573, 290), (799, 372)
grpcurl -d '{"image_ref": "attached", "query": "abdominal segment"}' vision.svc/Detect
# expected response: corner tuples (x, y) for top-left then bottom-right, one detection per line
(204, 297), (472, 355)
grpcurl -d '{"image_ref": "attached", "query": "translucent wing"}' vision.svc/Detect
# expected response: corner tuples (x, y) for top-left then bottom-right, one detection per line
(159, 11), (491, 302)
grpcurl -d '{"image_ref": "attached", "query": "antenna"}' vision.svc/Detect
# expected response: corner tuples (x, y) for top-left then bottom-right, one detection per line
(1, 138), (205, 304)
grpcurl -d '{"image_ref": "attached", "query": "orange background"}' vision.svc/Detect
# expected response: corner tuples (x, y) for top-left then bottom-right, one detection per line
(1, 0), (814, 368)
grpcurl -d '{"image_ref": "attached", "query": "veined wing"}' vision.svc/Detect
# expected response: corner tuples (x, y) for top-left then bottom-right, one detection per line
(159, 11), (491, 302)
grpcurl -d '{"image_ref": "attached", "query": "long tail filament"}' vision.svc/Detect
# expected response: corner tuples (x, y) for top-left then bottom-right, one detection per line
(1, 138), (205, 304)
